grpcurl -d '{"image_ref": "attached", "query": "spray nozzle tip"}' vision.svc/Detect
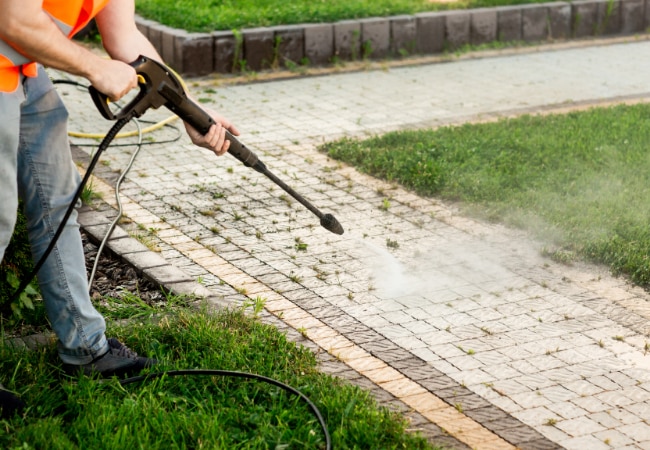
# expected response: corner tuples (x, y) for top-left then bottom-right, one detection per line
(321, 213), (344, 235)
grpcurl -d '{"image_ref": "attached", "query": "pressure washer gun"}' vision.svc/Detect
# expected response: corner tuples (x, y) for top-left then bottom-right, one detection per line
(89, 55), (344, 235)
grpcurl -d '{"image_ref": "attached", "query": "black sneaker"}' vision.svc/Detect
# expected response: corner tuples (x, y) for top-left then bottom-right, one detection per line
(0, 384), (24, 419)
(62, 338), (157, 378)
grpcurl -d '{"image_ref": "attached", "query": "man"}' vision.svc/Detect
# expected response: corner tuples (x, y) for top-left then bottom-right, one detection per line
(0, 0), (239, 394)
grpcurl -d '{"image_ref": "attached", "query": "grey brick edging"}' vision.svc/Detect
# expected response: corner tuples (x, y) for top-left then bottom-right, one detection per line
(135, 0), (650, 76)
(76, 206), (229, 309)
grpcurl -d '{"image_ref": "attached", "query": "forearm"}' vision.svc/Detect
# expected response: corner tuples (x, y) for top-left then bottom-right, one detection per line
(95, 0), (161, 64)
(99, 25), (161, 64)
(0, 2), (102, 79)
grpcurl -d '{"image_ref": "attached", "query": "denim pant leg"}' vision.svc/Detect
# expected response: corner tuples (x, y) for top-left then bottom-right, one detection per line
(0, 84), (22, 263)
(16, 67), (108, 364)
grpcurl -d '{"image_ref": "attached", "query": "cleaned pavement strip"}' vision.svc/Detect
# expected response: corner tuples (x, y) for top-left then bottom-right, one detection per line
(60, 39), (650, 449)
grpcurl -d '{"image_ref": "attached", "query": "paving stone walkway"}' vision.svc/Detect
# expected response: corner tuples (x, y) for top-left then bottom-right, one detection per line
(59, 38), (650, 449)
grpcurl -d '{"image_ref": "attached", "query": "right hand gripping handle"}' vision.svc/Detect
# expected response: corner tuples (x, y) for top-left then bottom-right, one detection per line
(160, 86), (261, 169)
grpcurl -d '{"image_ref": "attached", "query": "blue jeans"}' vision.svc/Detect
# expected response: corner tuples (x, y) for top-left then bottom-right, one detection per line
(0, 66), (108, 364)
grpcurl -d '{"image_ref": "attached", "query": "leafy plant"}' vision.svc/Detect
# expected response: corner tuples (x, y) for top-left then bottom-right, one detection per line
(0, 205), (42, 325)
(294, 237), (308, 251)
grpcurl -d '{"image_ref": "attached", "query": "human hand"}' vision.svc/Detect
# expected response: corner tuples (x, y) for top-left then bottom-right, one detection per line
(88, 59), (138, 102)
(184, 109), (240, 156)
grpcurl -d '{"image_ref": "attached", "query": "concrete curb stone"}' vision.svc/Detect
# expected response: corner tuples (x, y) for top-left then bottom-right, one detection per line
(174, 31), (214, 76)
(242, 27), (275, 71)
(160, 24), (181, 64)
(304, 23), (334, 66)
(212, 30), (237, 74)
(333, 20), (362, 60)
(272, 25), (305, 68)
(597, 0), (622, 35)
(496, 6), (523, 41)
(445, 10), (471, 50)
(470, 8), (498, 45)
(572, 0), (601, 37)
(621, 0), (646, 33)
(414, 12), (445, 54)
(360, 17), (391, 59)
(521, 4), (549, 41)
(546, 2), (572, 39)
(390, 15), (417, 56)
(134, 1), (650, 75)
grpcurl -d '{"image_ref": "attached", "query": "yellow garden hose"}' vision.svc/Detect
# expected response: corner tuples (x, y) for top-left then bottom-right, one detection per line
(68, 114), (179, 139)
(67, 64), (187, 139)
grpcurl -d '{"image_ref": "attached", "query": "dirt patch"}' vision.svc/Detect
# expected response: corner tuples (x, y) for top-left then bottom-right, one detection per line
(83, 231), (165, 302)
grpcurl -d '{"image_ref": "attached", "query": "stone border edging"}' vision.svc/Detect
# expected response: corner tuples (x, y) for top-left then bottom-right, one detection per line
(135, 0), (650, 76)
(78, 206), (228, 306)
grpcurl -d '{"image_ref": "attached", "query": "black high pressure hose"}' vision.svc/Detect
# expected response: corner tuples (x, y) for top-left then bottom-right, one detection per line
(9, 114), (332, 450)
(8, 115), (132, 306)
(120, 369), (332, 450)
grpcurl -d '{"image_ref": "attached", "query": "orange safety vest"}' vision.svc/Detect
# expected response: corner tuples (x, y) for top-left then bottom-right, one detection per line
(0, 0), (111, 92)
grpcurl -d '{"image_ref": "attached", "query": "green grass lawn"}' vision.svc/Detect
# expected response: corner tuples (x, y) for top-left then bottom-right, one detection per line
(0, 294), (437, 449)
(135, 0), (548, 32)
(321, 103), (650, 289)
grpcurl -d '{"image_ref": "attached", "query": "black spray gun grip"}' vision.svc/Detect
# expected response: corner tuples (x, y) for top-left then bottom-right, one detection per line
(89, 57), (261, 171)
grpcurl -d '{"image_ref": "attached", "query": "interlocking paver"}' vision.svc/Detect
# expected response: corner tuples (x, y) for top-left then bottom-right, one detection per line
(546, 402), (588, 421)
(59, 37), (650, 449)
(610, 407), (646, 425)
(559, 435), (610, 450)
(620, 422), (650, 442)
(593, 429), (635, 448)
